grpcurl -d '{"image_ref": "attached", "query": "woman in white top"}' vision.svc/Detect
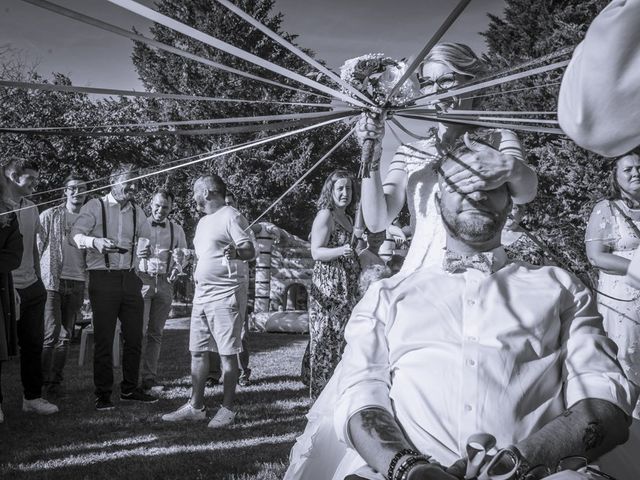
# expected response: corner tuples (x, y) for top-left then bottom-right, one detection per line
(359, 42), (538, 272)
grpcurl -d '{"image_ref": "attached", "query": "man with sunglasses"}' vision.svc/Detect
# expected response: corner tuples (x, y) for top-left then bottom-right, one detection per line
(38, 173), (88, 399)
(331, 148), (637, 480)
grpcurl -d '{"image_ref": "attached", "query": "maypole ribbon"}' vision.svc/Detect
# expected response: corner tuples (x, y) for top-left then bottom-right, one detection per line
(215, 0), (374, 108)
(0, 80), (333, 107)
(0, 110), (356, 136)
(1, 115), (353, 217)
(384, 0), (472, 103)
(106, 0), (369, 107)
(20, 0), (325, 99)
(390, 118), (431, 140)
(412, 60), (569, 105)
(2, 110), (355, 133)
(249, 125), (357, 228)
(396, 112), (564, 135)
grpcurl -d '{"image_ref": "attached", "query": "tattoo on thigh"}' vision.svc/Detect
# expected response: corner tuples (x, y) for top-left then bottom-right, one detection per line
(360, 410), (404, 444)
(582, 420), (605, 451)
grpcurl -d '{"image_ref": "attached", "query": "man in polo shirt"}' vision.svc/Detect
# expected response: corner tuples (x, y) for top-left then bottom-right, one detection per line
(2, 157), (58, 415)
(71, 164), (155, 410)
(162, 174), (254, 428)
(38, 172), (88, 398)
(138, 188), (187, 393)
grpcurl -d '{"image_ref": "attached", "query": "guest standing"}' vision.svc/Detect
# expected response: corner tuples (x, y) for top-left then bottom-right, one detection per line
(139, 189), (187, 392)
(161, 174), (254, 428)
(71, 164), (155, 410)
(0, 173), (23, 423)
(585, 150), (640, 477)
(1, 157), (58, 415)
(304, 169), (361, 398)
(38, 173), (88, 398)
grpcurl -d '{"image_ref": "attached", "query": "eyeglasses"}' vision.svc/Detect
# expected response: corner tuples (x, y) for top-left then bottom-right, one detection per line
(418, 73), (458, 91)
(556, 456), (618, 480)
(66, 186), (86, 193)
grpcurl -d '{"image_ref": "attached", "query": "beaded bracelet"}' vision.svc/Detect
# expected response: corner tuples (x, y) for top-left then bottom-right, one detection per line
(395, 455), (432, 480)
(387, 449), (420, 480)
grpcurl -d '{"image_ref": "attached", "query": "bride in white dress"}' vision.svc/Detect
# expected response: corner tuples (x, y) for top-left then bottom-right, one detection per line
(284, 43), (538, 480)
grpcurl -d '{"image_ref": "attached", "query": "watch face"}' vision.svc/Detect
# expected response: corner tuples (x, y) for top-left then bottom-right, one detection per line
(486, 449), (518, 477)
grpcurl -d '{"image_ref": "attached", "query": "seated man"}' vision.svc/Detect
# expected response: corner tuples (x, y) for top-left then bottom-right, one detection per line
(333, 150), (638, 480)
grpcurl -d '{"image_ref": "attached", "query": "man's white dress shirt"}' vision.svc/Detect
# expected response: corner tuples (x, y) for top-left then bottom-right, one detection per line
(139, 218), (187, 275)
(333, 247), (638, 479)
(72, 193), (151, 271)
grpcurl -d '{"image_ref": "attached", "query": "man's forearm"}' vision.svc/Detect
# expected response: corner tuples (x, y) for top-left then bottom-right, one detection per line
(516, 398), (630, 469)
(348, 407), (415, 477)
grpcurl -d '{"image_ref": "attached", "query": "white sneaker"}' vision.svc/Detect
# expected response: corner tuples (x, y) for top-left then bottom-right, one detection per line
(161, 402), (206, 422)
(207, 405), (235, 428)
(22, 397), (59, 415)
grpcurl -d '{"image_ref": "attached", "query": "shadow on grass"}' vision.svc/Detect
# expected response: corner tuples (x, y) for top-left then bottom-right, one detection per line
(0, 330), (312, 480)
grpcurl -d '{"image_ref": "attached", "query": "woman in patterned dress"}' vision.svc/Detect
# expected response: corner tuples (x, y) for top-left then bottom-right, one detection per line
(585, 151), (640, 477)
(303, 169), (361, 398)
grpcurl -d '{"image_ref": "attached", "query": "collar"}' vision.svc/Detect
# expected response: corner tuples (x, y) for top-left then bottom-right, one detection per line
(106, 193), (133, 211)
(443, 246), (509, 275)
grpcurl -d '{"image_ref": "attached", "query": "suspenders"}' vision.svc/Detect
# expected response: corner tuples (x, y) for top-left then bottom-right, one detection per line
(166, 222), (174, 275)
(98, 197), (137, 270)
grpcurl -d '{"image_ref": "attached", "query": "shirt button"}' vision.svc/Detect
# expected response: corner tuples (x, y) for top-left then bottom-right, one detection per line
(464, 404), (473, 412)
(467, 359), (476, 367)
(467, 299), (475, 306)
(467, 336), (478, 342)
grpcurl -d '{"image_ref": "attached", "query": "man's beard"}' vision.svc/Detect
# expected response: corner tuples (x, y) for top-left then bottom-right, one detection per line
(441, 209), (505, 244)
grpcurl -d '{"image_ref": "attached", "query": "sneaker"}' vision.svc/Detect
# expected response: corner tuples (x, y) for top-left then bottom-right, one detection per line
(22, 397), (59, 415)
(120, 389), (158, 403)
(95, 396), (115, 411)
(238, 369), (252, 387)
(207, 405), (235, 428)
(161, 402), (206, 422)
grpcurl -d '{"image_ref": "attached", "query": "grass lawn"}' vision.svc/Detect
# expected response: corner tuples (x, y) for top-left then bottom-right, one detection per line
(0, 320), (311, 480)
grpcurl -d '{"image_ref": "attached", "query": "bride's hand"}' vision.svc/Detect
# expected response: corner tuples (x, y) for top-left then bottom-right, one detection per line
(356, 111), (385, 146)
(443, 133), (519, 194)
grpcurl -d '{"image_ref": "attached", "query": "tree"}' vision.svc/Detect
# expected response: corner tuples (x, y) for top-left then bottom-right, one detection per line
(480, 0), (611, 278)
(131, 0), (360, 237)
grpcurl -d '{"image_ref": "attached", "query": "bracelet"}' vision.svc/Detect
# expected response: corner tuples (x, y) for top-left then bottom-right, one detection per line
(387, 449), (420, 480)
(395, 455), (432, 480)
(508, 445), (533, 480)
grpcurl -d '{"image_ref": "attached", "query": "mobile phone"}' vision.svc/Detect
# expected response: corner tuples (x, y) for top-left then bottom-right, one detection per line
(115, 246), (129, 254)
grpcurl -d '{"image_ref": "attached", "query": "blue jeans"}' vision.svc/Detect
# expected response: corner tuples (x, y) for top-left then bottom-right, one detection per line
(42, 279), (85, 385)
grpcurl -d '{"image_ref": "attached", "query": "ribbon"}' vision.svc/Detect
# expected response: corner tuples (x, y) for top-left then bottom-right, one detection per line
(384, 0), (472, 102)
(215, 0), (374, 107)
(1, 115), (351, 217)
(0, 110), (356, 137)
(2, 109), (354, 132)
(412, 60), (569, 105)
(20, 0), (324, 98)
(396, 113), (564, 136)
(106, 0), (366, 106)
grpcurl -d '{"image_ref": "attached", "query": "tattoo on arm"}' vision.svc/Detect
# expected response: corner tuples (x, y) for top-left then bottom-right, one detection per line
(359, 409), (409, 446)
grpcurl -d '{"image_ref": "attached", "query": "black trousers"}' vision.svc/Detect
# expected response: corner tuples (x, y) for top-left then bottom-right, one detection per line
(89, 270), (144, 397)
(16, 279), (46, 400)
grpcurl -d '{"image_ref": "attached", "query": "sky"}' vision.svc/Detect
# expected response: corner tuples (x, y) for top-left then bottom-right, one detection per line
(1, 0), (507, 169)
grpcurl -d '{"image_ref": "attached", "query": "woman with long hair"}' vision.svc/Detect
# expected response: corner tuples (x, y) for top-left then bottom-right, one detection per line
(0, 172), (24, 423)
(359, 42), (538, 272)
(584, 151), (640, 477)
(303, 169), (361, 399)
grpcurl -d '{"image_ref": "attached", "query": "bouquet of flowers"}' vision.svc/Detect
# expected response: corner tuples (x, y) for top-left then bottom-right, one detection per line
(340, 53), (419, 177)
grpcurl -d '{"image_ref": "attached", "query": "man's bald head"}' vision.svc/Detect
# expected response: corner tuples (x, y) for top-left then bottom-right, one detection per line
(192, 174), (226, 213)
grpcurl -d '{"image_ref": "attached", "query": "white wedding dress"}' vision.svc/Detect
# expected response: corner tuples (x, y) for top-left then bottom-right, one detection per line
(285, 130), (521, 480)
